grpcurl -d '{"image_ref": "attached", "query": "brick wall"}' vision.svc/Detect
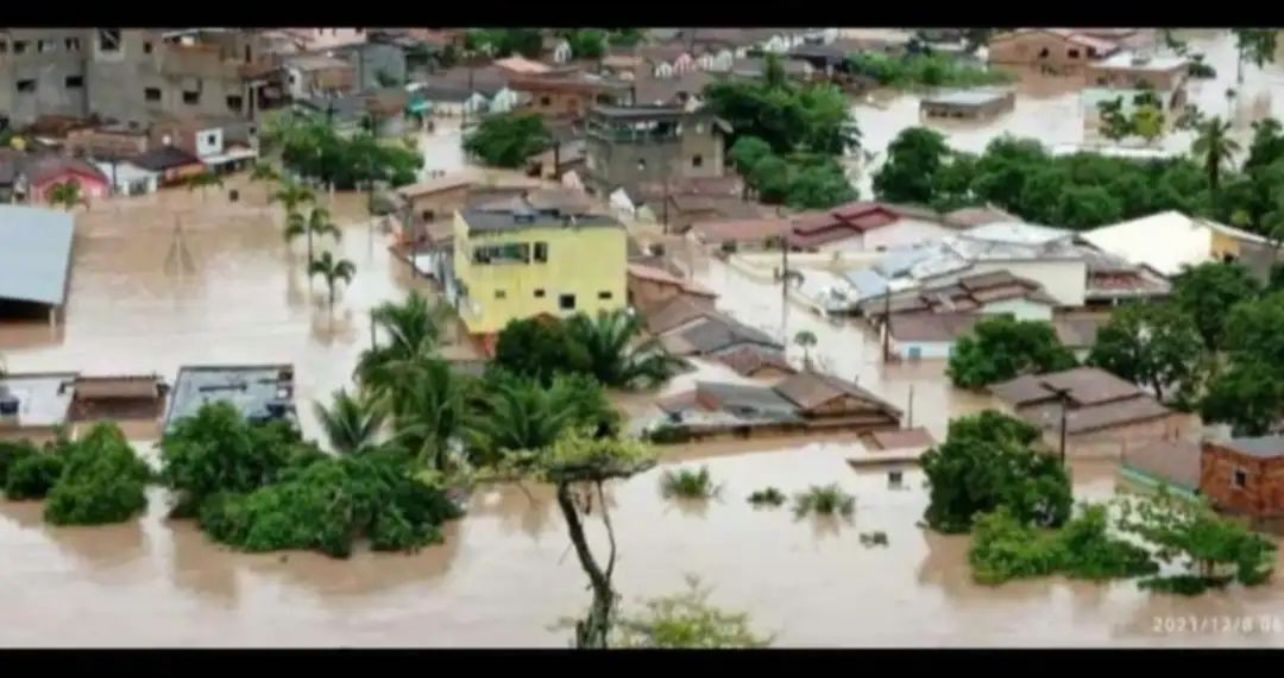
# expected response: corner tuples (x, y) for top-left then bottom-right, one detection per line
(1201, 442), (1284, 518)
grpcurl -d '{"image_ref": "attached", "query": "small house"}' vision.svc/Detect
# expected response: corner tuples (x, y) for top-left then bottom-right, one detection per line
(24, 155), (111, 205)
(920, 89), (1016, 122)
(988, 29), (1121, 74)
(1200, 437), (1284, 524)
(627, 262), (717, 313)
(68, 374), (167, 433)
(93, 159), (159, 197)
(1120, 439), (1201, 498)
(165, 364), (297, 433)
(131, 146), (206, 187)
(0, 372), (78, 444)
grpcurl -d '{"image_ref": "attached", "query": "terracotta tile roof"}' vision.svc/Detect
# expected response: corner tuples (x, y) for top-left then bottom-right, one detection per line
(774, 371), (901, 416)
(24, 155), (109, 187)
(888, 312), (982, 343)
(990, 367), (1145, 409)
(1124, 439), (1200, 491)
(691, 217), (787, 245)
(646, 294), (723, 335)
(495, 56), (552, 75)
(712, 345), (796, 377)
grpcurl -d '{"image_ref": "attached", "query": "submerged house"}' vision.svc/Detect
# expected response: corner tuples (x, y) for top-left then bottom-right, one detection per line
(164, 364), (297, 433)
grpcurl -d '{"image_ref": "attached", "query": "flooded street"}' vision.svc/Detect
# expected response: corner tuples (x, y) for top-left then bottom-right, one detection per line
(5, 29), (1284, 647)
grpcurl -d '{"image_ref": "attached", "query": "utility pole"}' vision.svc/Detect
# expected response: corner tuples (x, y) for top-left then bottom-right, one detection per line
(881, 286), (892, 364)
(1042, 382), (1073, 467)
(778, 205), (789, 337)
(906, 385), (915, 429)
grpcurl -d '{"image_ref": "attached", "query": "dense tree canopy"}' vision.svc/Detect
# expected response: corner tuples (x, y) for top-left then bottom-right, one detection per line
(44, 423), (152, 526)
(946, 316), (1078, 389)
(873, 127), (952, 205)
(462, 112), (552, 168)
(267, 116), (422, 189)
(846, 52), (1010, 89)
(1171, 261), (1262, 352)
(1087, 302), (1206, 404)
(465, 29), (544, 58)
(1201, 291), (1284, 434)
(704, 60), (859, 156)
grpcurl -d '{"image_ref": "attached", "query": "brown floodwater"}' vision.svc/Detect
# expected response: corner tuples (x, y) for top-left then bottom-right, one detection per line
(6, 30), (1284, 647)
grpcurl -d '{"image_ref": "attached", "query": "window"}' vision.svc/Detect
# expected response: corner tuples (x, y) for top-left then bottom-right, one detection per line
(637, 158), (647, 171)
(183, 90), (201, 105)
(534, 289), (546, 298)
(64, 75), (83, 89)
(472, 242), (531, 265)
(1234, 468), (1248, 489)
(98, 29), (121, 53)
(420, 209), (436, 222)
(1037, 47), (1049, 59)
(16, 79), (36, 93)
(38, 40), (54, 53)
(495, 290), (507, 300)
(692, 154), (703, 168)
(1097, 77), (1108, 86)
(14, 41), (28, 55)
(0, 41), (7, 54)
(559, 294), (577, 311)
(1068, 49), (1080, 59)
(66, 37), (81, 51)
(143, 41), (153, 55)
(533, 242), (549, 262)
(598, 291), (613, 300)
(206, 133), (217, 146)
(1088, 47), (1098, 58)
(540, 95), (551, 106)
(226, 94), (243, 112)
(244, 45), (252, 63)
(144, 87), (161, 102)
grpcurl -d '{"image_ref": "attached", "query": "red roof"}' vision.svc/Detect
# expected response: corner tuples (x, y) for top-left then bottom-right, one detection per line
(25, 155), (109, 189)
(787, 201), (903, 248)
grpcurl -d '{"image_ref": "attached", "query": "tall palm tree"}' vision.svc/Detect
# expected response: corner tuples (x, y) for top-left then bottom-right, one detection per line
(46, 179), (86, 211)
(794, 330), (818, 371)
(308, 251), (356, 310)
(565, 309), (682, 389)
(1192, 116), (1241, 194)
(248, 161), (281, 206)
(269, 179), (316, 227)
(312, 388), (385, 455)
(186, 170), (224, 203)
(356, 291), (451, 397)
(468, 374), (613, 464)
(284, 206), (341, 264)
(386, 357), (471, 470)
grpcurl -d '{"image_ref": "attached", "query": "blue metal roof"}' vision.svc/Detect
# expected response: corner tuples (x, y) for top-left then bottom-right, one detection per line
(0, 205), (74, 306)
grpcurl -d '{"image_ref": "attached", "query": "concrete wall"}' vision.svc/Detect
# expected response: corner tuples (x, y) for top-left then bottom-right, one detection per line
(981, 297), (1055, 322)
(891, 338), (953, 360)
(1048, 413), (1196, 460)
(0, 29), (92, 126)
(585, 120), (724, 193)
(988, 31), (1108, 73)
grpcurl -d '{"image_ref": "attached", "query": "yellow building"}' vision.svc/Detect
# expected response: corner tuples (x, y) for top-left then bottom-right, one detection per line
(451, 200), (627, 339)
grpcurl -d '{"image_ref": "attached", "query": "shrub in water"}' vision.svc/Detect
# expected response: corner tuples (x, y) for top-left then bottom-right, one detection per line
(793, 484), (855, 519)
(660, 466), (718, 499)
(0, 439), (39, 488)
(747, 487), (786, 507)
(44, 423), (152, 526)
(5, 454), (65, 500)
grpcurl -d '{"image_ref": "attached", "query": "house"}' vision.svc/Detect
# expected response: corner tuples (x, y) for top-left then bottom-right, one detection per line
(64, 123), (151, 160)
(583, 104), (730, 200)
(850, 427), (938, 467)
(93, 159), (159, 197)
(449, 189), (627, 344)
(885, 312), (983, 360)
(1120, 439), (1201, 498)
(636, 44), (696, 78)
(326, 40), (409, 92)
(164, 364), (297, 433)
(989, 366), (1195, 460)
(0, 205), (75, 325)
(1085, 51), (1188, 100)
(1080, 210), (1278, 282)
(393, 170), (482, 248)
(508, 68), (634, 123)
(68, 374), (167, 428)
(549, 39), (572, 65)
(130, 146), (205, 187)
(294, 89), (409, 138)
(643, 293), (724, 335)
(920, 89), (1016, 122)
(24, 155), (110, 205)
(787, 201), (958, 254)
(282, 54), (358, 99)
(627, 262), (717, 313)
(650, 371), (901, 441)
(723, 57), (814, 81)
(631, 69), (714, 108)
(861, 270), (1060, 321)
(988, 29), (1121, 74)
(658, 312), (782, 358)
(714, 345), (796, 379)
(413, 83), (489, 118)
(1200, 436), (1284, 524)
(667, 196), (767, 236)
(1078, 246), (1172, 306)
(0, 372), (78, 443)
(690, 217), (788, 252)
(496, 56), (552, 76)
(150, 116), (258, 174)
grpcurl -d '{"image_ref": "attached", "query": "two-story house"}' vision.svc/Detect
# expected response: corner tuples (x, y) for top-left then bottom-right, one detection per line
(583, 104), (729, 204)
(450, 190), (627, 349)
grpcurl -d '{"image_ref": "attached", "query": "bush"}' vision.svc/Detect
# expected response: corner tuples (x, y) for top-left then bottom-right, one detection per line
(793, 484), (855, 518)
(1138, 575), (1232, 596)
(647, 424), (692, 445)
(660, 466), (718, 499)
(0, 439), (39, 487)
(846, 52), (1010, 88)
(859, 531), (889, 547)
(44, 423), (152, 526)
(747, 487), (786, 507)
(5, 453), (64, 500)
(199, 454), (462, 559)
(492, 316), (592, 386)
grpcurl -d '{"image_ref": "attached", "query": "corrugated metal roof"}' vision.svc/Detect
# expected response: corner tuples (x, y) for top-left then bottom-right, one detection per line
(0, 205), (75, 306)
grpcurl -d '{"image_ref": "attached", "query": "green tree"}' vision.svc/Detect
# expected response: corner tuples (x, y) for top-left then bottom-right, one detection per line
(729, 135), (773, 174)
(1191, 116), (1241, 195)
(607, 29), (643, 48)
(921, 410), (1072, 533)
(4, 453), (64, 500)
(386, 357), (474, 471)
(565, 309), (682, 389)
(1087, 303), (1205, 403)
(566, 29), (607, 60)
(704, 78), (859, 156)
(269, 179), (316, 227)
(784, 158), (857, 209)
(794, 330), (818, 370)
(285, 206), (341, 265)
(312, 388), (386, 455)
(1233, 29), (1279, 83)
(614, 576), (771, 648)
(0, 439), (38, 489)
(356, 292), (451, 400)
(873, 127), (951, 204)
(1171, 261), (1261, 351)
(308, 251), (356, 310)
(46, 179), (87, 211)
(1132, 104), (1165, 145)
(1097, 96), (1132, 142)
(44, 423), (152, 526)
(946, 316), (1078, 389)
(185, 169), (225, 203)
(1245, 117), (1284, 172)
(469, 373), (619, 464)
(493, 316), (592, 386)
(462, 112), (552, 168)
(1055, 185), (1124, 229)
(1201, 359), (1284, 436)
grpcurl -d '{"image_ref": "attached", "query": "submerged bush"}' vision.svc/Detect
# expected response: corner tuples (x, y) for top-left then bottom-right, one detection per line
(199, 454), (463, 559)
(1138, 575), (1232, 596)
(747, 487), (786, 507)
(5, 453), (64, 500)
(793, 484), (855, 519)
(859, 531), (890, 547)
(660, 466), (718, 500)
(647, 423), (692, 445)
(0, 440), (39, 488)
(44, 423), (152, 526)
(614, 576), (772, 648)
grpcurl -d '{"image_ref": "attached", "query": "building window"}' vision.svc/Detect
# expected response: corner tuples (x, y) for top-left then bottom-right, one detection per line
(692, 154), (703, 168)
(1234, 468), (1248, 489)
(420, 209), (436, 222)
(534, 289), (546, 298)
(38, 40), (54, 53)
(226, 94), (243, 112)
(1088, 47), (1098, 58)
(66, 37), (81, 51)
(206, 133), (217, 146)
(533, 242), (549, 262)
(65, 75), (83, 89)
(16, 79), (36, 93)
(143, 41), (154, 55)
(0, 41), (7, 54)
(598, 291), (613, 300)
(13, 41), (28, 55)
(559, 294), (577, 310)
(495, 290), (507, 300)
(98, 29), (121, 53)
(1037, 47), (1049, 59)
(1068, 49), (1080, 59)
(540, 95), (551, 107)
(183, 90), (201, 105)
(144, 87), (162, 102)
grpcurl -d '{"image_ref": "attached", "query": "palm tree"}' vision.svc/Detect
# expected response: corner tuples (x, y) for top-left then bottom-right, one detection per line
(269, 179), (316, 227)
(1192, 116), (1241, 194)
(308, 251), (356, 310)
(356, 291), (451, 398)
(565, 309), (682, 389)
(386, 357), (472, 470)
(312, 388), (385, 455)
(794, 330), (818, 370)
(248, 162), (281, 205)
(468, 374), (614, 464)
(46, 179), (86, 211)
(186, 170), (224, 203)
(285, 206), (341, 264)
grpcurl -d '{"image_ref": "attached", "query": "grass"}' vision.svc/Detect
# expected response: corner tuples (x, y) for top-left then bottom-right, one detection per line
(747, 487), (786, 508)
(792, 484), (856, 519)
(660, 466), (719, 500)
(847, 52), (1011, 89)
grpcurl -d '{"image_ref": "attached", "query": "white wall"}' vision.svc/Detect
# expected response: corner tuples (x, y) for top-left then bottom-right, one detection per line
(863, 219), (956, 251)
(926, 259), (1087, 307)
(195, 127), (224, 158)
(980, 297), (1055, 322)
(892, 339), (954, 360)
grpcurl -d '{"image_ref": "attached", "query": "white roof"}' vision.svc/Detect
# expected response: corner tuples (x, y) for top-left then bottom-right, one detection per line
(0, 205), (75, 306)
(962, 221), (1073, 247)
(93, 160), (158, 182)
(1081, 211), (1268, 277)
(1094, 51), (1187, 72)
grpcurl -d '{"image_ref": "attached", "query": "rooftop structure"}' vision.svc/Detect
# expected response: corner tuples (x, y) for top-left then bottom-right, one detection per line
(0, 372), (78, 439)
(990, 366), (1175, 436)
(0, 205), (75, 309)
(164, 364), (297, 432)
